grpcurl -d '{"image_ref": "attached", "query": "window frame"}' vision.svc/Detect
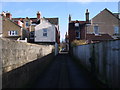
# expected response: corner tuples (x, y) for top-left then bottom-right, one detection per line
(114, 26), (119, 34)
(43, 28), (47, 37)
(76, 31), (80, 39)
(8, 30), (18, 36)
(94, 26), (99, 35)
(75, 23), (79, 27)
(75, 23), (80, 31)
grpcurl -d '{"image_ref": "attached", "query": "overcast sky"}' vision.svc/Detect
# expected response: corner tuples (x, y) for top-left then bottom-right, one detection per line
(1, 1), (119, 41)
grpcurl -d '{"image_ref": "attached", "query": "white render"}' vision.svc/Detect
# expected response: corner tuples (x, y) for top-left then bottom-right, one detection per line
(35, 18), (56, 42)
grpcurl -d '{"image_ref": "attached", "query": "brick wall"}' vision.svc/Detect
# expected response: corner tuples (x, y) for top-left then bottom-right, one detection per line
(68, 22), (86, 43)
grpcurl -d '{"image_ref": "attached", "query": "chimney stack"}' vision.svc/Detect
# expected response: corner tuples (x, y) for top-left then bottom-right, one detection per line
(6, 12), (12, 20)
(1, 11), (6, 16)
(85, 9), (89, 22)
(69, 14), (71, 23)
(37, 11), (41, 19)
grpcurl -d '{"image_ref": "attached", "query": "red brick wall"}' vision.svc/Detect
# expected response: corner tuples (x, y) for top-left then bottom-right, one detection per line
(68, 22), (86, 43)
(80, 25), (86, 39)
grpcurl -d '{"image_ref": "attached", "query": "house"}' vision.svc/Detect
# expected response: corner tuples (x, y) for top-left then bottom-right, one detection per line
(87, 8), (120, 42)
(12, 11), (60, 44)
(34, 18), (56, 43)
(0, 12), (29, 41)
(68, 8), (119, 45)
(68, 9), (90, 44)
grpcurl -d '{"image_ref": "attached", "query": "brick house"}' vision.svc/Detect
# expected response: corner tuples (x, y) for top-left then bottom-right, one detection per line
(68, 9), (90, 44)
(0, 12), (29, 40)
(86, 8), (120, 43)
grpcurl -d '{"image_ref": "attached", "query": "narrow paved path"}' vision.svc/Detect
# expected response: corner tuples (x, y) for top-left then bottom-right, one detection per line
(33, 52), (100, 88)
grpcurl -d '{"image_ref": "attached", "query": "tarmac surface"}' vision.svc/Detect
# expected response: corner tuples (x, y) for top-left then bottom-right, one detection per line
(33, 52), (102, 88)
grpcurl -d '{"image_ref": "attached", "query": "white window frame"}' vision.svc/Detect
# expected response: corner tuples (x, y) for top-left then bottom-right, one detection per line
(8, 31), (18, 36)
(76, 31), (80, 39)
(94, 26), (99, 35)
(114, 26), (119, 34)
(43, 29), (47, 37)
(75, 23), (79, 27)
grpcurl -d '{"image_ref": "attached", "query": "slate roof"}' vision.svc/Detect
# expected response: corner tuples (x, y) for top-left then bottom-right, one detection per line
(44, 18), (59, 25)
(70, 20), (89, 25)
(12, 17), (59, 25)
(86, 34), (114, 41)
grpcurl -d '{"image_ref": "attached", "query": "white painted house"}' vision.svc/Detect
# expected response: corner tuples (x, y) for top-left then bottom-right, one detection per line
(35, 18), (56, 42)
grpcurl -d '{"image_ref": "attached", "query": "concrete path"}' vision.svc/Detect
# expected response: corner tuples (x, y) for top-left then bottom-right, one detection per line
(33, 52), (101, 88)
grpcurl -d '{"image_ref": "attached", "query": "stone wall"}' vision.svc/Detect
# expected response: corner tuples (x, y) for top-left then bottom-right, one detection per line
(72, 40), (120, 88)
(1, 38), (55, 88)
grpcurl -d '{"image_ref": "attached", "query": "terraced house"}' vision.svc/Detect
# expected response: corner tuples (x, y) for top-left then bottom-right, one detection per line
(0, 12), (29, 41)
(68, 8), (120, 44)
(12, 11), (60, 44)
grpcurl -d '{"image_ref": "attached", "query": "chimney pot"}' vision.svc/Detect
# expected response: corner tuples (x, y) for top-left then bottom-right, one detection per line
(6, 12), (12, 20)
(85, 9), (89, 22)
(37, 11), (41, 19)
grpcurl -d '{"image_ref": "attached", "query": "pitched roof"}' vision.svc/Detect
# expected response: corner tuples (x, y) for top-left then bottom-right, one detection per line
(6, 18), (22, 28)
(2, 16), (28, 31)
(12, 17), (59, 25)
(44, 18), (59, 25)
(70, 21), (88, 25)
(105, 8), (120, 20)
(93, 8), (120, 20)
(86, 34), (114, 41)
(113, 13), (119, 18)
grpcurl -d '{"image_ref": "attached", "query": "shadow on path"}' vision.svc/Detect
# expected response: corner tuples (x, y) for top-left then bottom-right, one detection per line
(33, 52), (104, 88)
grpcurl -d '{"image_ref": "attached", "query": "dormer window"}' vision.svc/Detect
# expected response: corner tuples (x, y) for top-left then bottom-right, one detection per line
(75, 23), (80, 30)
(75, 23), (79, 27)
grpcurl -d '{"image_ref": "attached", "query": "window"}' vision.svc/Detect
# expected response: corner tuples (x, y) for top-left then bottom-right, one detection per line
(94, 26), (99, 35)
(75, 23), (80, 30)
(75, 23), (79, 27)
(26, 21), (29, 27)
(43, 29), (47, 37)
(30, 31), (34, 38)
(76, 31), (80, 39)
(114, 26), (119, 34)
(8, 31), (18, 36)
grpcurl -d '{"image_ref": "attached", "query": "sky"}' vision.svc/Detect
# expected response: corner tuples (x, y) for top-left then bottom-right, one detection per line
(1, 1), (119, 41)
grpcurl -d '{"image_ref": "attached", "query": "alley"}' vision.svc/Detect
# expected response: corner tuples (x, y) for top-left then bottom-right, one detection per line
(33, 52), (102, 88)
